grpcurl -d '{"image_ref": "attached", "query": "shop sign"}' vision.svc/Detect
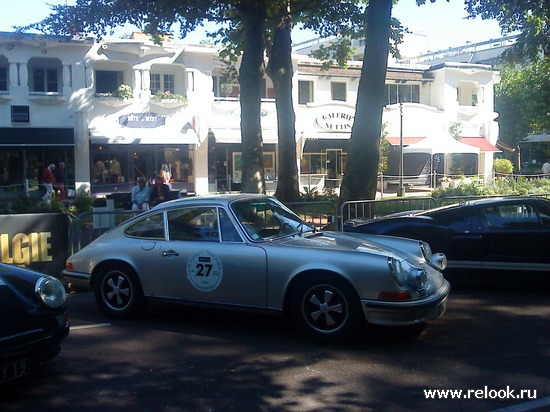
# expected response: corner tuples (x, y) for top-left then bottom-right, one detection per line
(0, 214), (69, 277)
(119, 112), (166, 128)
(316, 110), (355, 132)
(11, 106), (30, 123)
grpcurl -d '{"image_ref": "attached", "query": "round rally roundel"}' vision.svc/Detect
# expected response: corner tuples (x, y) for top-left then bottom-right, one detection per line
(187, 250), (223, 292)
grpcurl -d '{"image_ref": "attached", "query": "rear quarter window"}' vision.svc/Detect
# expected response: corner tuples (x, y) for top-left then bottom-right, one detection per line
(124, 213), (166, 239)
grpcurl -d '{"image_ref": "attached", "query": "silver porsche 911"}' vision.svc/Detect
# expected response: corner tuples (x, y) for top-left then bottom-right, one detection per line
(63, 194), (449, 342)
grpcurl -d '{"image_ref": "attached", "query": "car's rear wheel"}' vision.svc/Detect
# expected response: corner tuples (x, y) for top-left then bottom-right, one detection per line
(94, 264), (145, 318)
(290, 274), (363, 343)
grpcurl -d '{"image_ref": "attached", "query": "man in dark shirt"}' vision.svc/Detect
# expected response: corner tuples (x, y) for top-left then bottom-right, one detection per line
(54, 161), (67, 200)
(150, 176), (171, 206)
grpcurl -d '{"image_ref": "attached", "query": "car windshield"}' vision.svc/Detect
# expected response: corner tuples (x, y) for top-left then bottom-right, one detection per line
(231, 198), (313, 240)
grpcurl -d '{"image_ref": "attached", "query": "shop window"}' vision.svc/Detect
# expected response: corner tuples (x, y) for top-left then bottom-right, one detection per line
(95, 70), (124, 94)
(0, 66), (7, 91)
(301, 153), (326, 174)
(298, 80), (313, 104)
(331, 82), (346, 102)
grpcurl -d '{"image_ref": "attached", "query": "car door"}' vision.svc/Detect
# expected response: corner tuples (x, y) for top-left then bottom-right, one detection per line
(149, 205), (268, 307)
(479, 200), (550, 271)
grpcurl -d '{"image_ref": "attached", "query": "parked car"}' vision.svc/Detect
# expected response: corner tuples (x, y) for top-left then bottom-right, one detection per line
(1, 263), (69, 384)
(344, 196), (550, 284)
(63, 194), (449, 343)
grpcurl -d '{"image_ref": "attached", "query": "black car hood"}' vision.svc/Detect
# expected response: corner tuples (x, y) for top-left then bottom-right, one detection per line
(0, 264), (50, 341)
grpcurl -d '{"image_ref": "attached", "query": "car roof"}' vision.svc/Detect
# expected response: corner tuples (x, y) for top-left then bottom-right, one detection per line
(151, 193), (271, 210)
(416, 196), (550, 215)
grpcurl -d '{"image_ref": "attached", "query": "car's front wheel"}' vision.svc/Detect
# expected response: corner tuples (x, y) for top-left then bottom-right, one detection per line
(94, 264), (145, 319)
(290, 274), (363, 343)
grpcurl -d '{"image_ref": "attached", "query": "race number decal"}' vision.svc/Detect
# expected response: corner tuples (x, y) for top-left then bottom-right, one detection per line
(187, 250), (223, 292)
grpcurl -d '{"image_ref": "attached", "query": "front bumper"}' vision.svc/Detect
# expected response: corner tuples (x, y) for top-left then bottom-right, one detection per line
(1, 313), (69, 384)
(361, 280), (450, 326)
(62, 270), (91, 292)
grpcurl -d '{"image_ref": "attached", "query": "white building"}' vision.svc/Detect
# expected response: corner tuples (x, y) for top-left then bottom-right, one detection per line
(0, 31), (500, 200)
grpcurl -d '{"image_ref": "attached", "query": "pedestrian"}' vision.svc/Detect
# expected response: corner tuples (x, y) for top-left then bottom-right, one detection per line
(159, 162), (172, 189)
(131, 177), (151, 211)
(150, 176), (171, 206)
(54, 161), (67, 200)
(542, 159), (550, 176)
(42, 164), (56, 201)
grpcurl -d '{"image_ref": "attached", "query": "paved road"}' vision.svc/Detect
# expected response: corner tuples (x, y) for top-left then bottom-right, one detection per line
(1, 284), (548, 411)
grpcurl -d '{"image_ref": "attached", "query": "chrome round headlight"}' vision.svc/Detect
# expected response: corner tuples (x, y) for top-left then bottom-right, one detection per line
(430, 253), (448, 271)
(35, 276), (66, 309)
(407, 268), (427, 288)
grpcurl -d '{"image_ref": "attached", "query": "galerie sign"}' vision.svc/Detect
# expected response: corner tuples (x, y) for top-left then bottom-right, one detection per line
(316, 109), (355, 132)
(0, 214), (69, 277)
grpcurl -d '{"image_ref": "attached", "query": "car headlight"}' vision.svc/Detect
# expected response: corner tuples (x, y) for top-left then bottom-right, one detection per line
(407, 268), (427, 288)
(388, 257), (406, 286)
(430, 253), (447, 270)
(389, 258), (428, 289)
(35, 276), (66, 309)
(420, 241), (447, 270)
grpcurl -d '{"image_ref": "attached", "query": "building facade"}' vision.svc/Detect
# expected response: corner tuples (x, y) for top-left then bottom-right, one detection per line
(0, 31), (500, 199)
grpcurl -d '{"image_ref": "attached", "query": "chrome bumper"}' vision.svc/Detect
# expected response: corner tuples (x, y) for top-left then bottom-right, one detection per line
(361, 280), (450, 326)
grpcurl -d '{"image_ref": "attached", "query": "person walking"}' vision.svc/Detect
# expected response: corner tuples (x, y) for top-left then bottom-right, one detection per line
(542, 159), (550, 176)
(54, 161), (67, 200)
(42, 164), (56, 202)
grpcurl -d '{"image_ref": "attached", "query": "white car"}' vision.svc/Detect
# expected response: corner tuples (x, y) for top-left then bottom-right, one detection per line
(63, 194), (449, 342)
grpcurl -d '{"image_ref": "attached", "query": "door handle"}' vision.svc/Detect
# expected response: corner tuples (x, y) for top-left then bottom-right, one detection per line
(162, 250), (179, 257)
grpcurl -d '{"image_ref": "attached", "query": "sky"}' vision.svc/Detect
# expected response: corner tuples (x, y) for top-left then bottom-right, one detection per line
(0, 0), (506, 52)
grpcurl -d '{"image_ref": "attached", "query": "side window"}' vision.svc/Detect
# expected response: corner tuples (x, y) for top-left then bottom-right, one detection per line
(168, 207), (220, 242)
(484, 204), (541, 229)
(219, 208), (243, 242)
(124, 212), (165, 239)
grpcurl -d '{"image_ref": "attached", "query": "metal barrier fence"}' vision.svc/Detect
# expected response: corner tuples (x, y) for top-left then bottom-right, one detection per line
(287, 201), (338, 230)
(68, 210), (142, 255)
(339, 197), (438, 229)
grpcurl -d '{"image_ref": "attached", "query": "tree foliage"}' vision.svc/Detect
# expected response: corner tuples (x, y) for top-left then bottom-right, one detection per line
(463, 0), (549, 61)
(495, 58), (550, 146)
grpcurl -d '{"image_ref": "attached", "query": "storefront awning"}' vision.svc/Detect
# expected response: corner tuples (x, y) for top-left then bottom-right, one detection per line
(460, 137), (500, 152)
(89, 112), (199, 145)
(90, 126), (198, 145)
(404, 130), (479, 155)
(302, 132), (351, 140)
(0, 127), (74, 146)
(385, 137), (425, 146)
(209, 128), (279, 145)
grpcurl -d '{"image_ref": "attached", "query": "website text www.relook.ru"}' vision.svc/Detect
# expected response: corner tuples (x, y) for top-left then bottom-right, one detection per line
(423, 386), (537, 400)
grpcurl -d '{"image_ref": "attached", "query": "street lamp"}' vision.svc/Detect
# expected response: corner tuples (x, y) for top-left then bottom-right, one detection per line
(398, 102), (406, 196)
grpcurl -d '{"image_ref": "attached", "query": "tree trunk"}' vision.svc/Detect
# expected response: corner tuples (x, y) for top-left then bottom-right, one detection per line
(339, 0), (393, 203)
(266, 11), (301, 203)
(238, 0), (267, 194)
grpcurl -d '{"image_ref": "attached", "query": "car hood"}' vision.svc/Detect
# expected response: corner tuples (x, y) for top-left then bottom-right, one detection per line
(272, 231), (420, 261)
(0, 263), (44, 297)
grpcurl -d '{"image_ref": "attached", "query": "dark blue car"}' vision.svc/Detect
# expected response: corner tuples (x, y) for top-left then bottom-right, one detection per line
(1, 263), (69, 384)
(344, 197), (550, 284)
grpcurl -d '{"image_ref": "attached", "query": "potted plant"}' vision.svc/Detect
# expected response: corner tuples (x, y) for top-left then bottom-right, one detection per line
(151, 90), (187, 107)
(112, 84), (133, 99)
